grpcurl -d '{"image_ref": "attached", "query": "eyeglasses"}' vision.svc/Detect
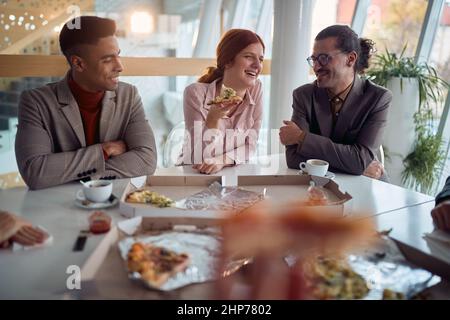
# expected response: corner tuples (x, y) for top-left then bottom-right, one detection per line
(306, 52), (344, 67)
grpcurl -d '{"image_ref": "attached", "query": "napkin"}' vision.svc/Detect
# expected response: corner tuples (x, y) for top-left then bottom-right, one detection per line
(12, 226), (53, 251)
(117, 216), (142, 236)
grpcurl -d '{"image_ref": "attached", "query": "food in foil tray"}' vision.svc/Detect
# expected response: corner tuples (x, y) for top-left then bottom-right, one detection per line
(126, 189), (174, 207)
(119, 231), (250, 291)
(218, 202), (439, 299)
(303, 256), (370, 300)
(300, 254), (410, 300)
(127, 242), (190, 288)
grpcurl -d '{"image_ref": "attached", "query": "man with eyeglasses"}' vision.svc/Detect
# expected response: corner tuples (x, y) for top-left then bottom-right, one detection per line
(279, 25), (392, 180)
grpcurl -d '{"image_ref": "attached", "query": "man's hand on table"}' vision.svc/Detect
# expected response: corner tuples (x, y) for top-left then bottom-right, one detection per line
(363, 160), (384, 180)
(431, 200), (450, 231)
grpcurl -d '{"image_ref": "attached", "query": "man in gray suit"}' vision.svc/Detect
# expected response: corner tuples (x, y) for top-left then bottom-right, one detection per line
(15, 16), (157, 190)
(279, 25), (391, 179)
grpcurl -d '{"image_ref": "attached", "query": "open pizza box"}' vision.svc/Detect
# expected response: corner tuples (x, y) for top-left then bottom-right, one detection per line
(119, 175), (229, 219)
(79, 215), (221, 299)
(119, 174), (353, 219)
(237, 175), (353, 216)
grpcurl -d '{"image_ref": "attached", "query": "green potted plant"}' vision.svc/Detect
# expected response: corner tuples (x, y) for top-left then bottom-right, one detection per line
(402, 110), (445, 194)
(366, 46), (449, 194)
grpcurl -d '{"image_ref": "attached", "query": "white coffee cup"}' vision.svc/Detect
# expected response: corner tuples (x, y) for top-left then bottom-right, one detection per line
(299, 159), (329, 177)
(82, 180), (113, 203)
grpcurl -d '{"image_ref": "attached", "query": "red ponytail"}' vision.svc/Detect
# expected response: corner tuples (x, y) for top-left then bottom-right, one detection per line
(198, 29), (265, 83)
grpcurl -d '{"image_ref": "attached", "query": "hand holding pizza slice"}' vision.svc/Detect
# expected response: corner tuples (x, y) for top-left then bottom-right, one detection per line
(207, 84), (243, 105)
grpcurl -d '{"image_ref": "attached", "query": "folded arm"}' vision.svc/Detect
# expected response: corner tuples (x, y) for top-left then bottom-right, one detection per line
(15, 90), (106, 190)
(100, 87), (157, 178)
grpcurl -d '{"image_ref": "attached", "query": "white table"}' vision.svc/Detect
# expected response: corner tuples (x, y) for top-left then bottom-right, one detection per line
(0, 154), (439, 299)
(156, 154), (434, 216)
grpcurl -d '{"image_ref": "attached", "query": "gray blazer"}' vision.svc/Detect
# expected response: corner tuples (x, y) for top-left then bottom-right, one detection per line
(436, 176), (450, 205)
(15, 75), (157, 189)
(286, 76), (392, 175)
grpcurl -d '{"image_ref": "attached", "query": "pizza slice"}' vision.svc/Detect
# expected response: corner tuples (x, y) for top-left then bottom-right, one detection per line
(207, 84), (243, 105)
(127, 242), (190, 288)
(126, 189), (174, 208)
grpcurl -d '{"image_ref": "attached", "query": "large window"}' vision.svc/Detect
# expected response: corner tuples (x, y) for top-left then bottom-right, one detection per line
(311, 0), (357, 48)
(363, 0), (428, 56)
(429, 2), (450, 112)
(428, 1), (450, 188)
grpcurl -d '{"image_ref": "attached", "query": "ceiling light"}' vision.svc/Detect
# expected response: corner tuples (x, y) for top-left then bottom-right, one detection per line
(131, 11), (153, 34)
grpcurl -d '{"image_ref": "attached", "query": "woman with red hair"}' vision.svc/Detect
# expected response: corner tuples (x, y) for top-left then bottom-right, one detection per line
(180, 29), (265, 174)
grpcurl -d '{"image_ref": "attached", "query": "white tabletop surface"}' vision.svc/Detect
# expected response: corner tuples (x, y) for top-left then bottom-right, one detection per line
(155, 154), (434, 215)
(0, 153), (439, 299)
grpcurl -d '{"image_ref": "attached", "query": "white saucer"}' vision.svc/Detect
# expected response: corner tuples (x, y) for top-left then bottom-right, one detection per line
(298, 170), (336, 180)
(75, 189), (119, 209)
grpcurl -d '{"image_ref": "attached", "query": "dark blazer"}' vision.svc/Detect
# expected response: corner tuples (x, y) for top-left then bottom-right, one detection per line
(436, 176), (450, 205)
(286, 76), (392, 175)
(15, 74), (157, 190)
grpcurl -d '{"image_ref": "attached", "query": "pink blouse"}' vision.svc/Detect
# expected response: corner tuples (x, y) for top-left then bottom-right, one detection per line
(180, 78), (263, 165)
